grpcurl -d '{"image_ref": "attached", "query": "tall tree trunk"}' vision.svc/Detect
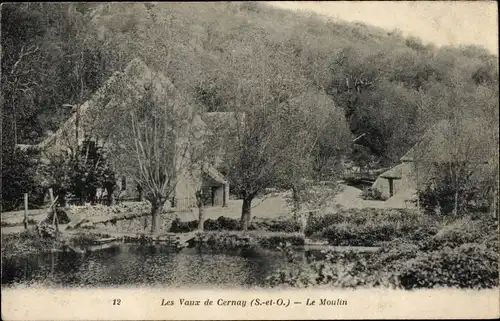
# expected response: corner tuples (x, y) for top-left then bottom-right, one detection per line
(196, 190), (204, 231)
(292, 186), (305, 234)
(240, 197), (253, 231)
(106, 185), (115, 206)
(137, 184), (143, 202)
(80, 191), (86, 206)
(13, 115), (17, 145)
(89, 188), (97, 205)
(150, 198), (163, 235)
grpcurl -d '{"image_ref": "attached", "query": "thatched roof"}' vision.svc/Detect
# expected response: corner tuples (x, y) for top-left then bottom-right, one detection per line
(400, 117), (497, 164)
(203, 164), (228, 185)
(33, 58), (193, 154)
(379, 163), (404, 180)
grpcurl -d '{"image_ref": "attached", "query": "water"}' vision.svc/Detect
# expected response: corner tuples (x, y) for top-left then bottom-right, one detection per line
(1, 245), (299, 288)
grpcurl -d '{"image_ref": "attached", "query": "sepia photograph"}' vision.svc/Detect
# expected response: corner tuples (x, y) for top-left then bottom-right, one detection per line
(1, 1), (499, 320)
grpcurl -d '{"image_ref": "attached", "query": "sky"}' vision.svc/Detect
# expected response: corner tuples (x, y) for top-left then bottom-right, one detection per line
(268, 1), (498, 55)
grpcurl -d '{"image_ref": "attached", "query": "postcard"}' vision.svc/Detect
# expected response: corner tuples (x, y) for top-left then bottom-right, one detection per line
(1, 1), (498, 320)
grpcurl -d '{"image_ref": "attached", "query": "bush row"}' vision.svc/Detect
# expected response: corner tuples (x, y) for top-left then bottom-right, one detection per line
(191, 231), (305, 250)
(169, 216), (301, 233)
(169, 209), (496, 250)
(267, 232), (499, 289)
(305, 208), (440, 246)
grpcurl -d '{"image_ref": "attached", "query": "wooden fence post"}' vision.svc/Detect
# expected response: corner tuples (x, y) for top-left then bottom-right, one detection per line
(49, 188), (55, 204)
(49, 188), (58, 231)
(24, 193), (28, 230)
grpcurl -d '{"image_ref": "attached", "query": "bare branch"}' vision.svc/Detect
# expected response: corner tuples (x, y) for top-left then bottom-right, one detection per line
(10, 45), (40, 76)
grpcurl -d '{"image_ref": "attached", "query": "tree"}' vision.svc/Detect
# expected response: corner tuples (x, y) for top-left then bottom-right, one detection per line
(413, 79), (497, 216)
(275, 90), (349, 232)
(1, 145), (45, 211)
(218, 41), (315, 230)
(127, 89), (191, 234)
(94, 67), (195, 234)
(186, 116), (225, 231)
(69, 138), (116, 205)
(1, 3), (109, 147)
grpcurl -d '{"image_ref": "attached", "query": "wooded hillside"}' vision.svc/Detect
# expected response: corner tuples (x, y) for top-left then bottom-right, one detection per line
(2, 2), (498, 165)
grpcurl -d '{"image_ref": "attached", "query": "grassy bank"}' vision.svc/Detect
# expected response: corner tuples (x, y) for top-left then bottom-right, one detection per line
(191, 230), (305, 250)
(305, 208), (441, 246)
(0, 228), (111, 258)
(170, 216), (301, 233)
(266, 211), (499, 289)
(1, 229), (63, 258)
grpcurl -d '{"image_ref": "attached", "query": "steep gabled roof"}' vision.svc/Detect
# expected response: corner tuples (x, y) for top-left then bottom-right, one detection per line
(34, 58), (193, 152)
(400, 117), (496, 164)
(379, 163), (404, 179)
(202, 164), (228, 185)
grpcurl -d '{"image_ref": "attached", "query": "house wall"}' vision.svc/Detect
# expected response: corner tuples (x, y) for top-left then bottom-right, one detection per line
(173, 169), (199, 210)
(118, 175), (141, 201)
(372, 162), (416, 199)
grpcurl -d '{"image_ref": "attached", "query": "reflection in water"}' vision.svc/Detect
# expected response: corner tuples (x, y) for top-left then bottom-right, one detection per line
(1, 245), (295, 288)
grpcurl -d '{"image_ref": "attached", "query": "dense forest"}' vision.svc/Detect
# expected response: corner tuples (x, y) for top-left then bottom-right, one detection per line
(2, 2), (499, 210)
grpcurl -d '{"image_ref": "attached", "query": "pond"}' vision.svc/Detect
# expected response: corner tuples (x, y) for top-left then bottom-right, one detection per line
(1, 245), (311, 288)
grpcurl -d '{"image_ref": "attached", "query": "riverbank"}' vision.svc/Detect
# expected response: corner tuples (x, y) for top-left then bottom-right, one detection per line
(0, 228), (119, 258)
(2, 202), (498, 291)
(265, 213), (499, 289)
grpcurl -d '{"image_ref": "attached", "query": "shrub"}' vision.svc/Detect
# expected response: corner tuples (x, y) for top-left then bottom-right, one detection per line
(257, 233), (305, 248)
(39, 138), (117, 207)
(417, 164), (490, 217)
(193, 232), (255, 250)
(306, 208), (439, 245)
(372, 240), (420, 271)
(267, 240), (499, 289)
(267, 212), (499, 289)
(419, 216), (496, 251)
(35, 222), (61, 238)
(313, 249), (401, 288)
(398, 244), (499, 289)
(191, 231), (305, 251)
(210, 216), (241, 231)
(1, 146), (45, 211)
(169, 216), (302, 233)
(266, 242), (317, 288)
(361, 187), (386, 201)
(1, 228), (64, 258)
(250, 216), (301, 233)
(320, 223), (368, 246)
(482, 232), (499, 250)
(44, 208), (72, 224)
(169, 218), (198, 233)
(266, 244), (398, 289)
(319, 219), (402, 246)
(67, 139), (117, 205)
(202, 218), (218, 231)
(305, 212), (345, 236)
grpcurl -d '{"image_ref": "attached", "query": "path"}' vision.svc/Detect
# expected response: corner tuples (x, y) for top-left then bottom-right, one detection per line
(1, 184), (413, 237)
(323, 185), (415, 211)
(173, 196), (292, 222)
